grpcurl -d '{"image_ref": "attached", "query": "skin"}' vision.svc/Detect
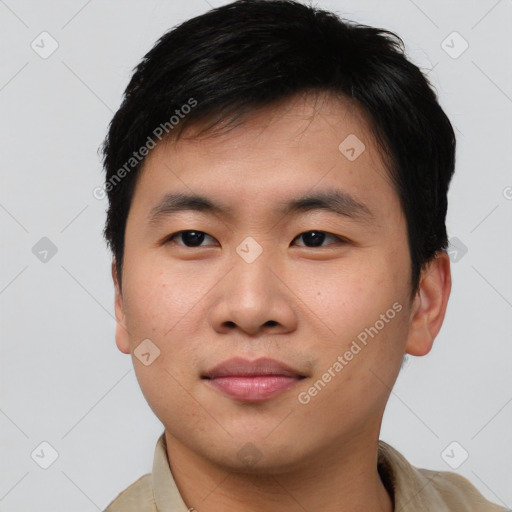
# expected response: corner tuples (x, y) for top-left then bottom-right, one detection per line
(112, 91), (451, 512)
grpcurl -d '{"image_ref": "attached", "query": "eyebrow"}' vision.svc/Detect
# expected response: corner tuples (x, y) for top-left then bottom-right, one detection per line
(147, 190), (375, 227)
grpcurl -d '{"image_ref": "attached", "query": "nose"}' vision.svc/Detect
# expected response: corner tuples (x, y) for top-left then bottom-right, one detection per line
(208, 250), (298, 337)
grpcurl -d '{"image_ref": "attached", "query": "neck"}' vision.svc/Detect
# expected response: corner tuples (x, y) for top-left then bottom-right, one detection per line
(164, 432), (393, 512)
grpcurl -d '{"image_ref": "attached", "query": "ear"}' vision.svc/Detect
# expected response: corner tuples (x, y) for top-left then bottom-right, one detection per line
(112, 260), (131, 354)
(405, 250), (452, 356)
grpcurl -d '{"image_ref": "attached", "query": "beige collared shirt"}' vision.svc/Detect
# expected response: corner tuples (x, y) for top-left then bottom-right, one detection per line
(104, 432), (507, 511)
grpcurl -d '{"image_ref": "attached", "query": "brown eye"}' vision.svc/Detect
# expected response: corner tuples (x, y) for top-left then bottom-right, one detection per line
(165, 230), (217, 247)
(292, 231), (346, 247)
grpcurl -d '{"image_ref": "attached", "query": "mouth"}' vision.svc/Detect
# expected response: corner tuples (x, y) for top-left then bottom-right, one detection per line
(201, 357), (307, 402)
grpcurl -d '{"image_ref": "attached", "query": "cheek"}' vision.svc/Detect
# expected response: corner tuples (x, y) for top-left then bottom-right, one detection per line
(122, 258), (204, 337)
(121, 260), (209, 380)
(294, 257), (409, 374)
(296, 259), (395, 330)
(121, 265), (205, 424)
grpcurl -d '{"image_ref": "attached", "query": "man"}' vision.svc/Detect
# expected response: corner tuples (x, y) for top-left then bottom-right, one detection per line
(101, 1), (506, 510)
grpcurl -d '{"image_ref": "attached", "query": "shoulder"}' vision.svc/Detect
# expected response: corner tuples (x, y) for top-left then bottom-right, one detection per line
(103, 473), (156, 512)
(417, 467), (508, 512)
(378, 441), (508, 511)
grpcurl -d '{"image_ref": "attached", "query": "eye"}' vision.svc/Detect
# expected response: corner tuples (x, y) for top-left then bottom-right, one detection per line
(163, 230), (348, 249)
(292, 230), (347, 248)
(164, 230), (218, 247)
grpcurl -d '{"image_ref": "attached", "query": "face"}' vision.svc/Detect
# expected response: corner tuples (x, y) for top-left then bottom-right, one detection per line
(114, 92), (431, 472)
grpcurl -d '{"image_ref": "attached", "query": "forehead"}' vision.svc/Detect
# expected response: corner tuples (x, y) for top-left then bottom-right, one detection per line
(129, 92), (399, 227)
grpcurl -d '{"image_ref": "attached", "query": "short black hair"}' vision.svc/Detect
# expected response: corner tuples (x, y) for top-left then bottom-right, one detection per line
(101, 0), (456, 300)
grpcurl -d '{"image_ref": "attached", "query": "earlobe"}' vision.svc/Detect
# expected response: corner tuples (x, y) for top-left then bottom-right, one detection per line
(112, 261), (131, 355)
(405, 251), (452, 357)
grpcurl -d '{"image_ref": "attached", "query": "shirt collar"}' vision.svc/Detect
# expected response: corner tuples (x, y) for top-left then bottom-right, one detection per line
(378, 440), (452, 511)
(152, 432), (189, 511)
(151, 431), (452, 512)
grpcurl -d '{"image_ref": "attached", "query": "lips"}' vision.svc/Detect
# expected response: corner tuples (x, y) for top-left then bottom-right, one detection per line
(202, 357), (306, 379)
(202, 357), (306, 402)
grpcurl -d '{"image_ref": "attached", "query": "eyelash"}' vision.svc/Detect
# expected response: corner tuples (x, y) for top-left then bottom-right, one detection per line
(162, 230), (348, 248)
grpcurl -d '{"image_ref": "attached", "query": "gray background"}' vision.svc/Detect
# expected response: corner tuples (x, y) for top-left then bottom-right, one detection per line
(1, 0), (511, 510)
